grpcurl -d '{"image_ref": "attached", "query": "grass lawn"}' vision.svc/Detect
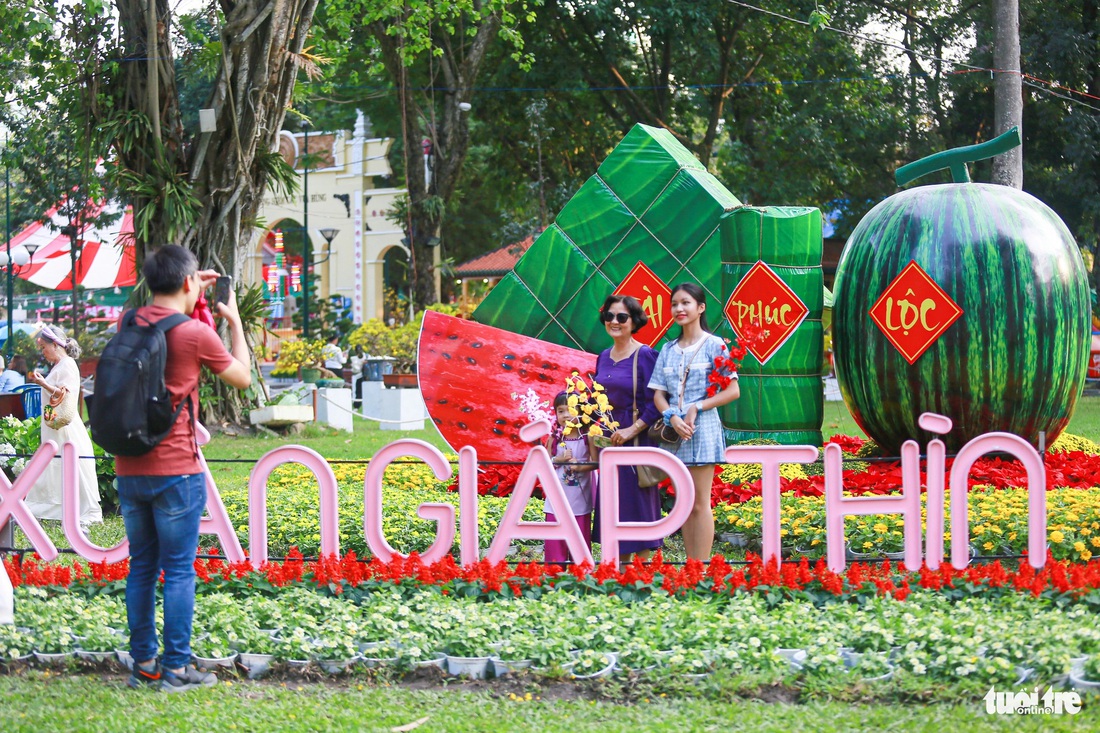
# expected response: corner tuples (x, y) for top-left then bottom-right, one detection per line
(822, 394), (1100, 444)
(1, 675), (1094, 733)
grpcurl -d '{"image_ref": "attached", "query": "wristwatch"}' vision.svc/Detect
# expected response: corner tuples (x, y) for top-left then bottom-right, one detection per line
(695, 401), (705, 412)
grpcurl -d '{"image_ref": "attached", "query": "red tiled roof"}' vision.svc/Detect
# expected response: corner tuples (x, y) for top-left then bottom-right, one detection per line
(455, 236), (535, 277)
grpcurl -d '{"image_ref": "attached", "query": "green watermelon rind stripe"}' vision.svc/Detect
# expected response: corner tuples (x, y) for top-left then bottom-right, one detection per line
(832, 183), (1090, 452)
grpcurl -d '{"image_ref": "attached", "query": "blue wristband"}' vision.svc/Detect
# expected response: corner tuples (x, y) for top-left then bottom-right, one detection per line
(662, 408), (680, 426)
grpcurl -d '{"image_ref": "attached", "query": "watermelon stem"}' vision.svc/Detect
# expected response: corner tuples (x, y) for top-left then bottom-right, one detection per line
(895, 127), (1021, 186)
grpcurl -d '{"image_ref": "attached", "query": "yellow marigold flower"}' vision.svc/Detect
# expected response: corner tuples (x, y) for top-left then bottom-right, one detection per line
(1082, 550), (1093, 561)
(1050, 530), (1065, 544)
(1074, 541), (1086, 553)
(983, 541), (994, 550)
(1091, 537), (1100, 548)
(1066, 512), (1079, 522)
(588, 424), (603, 438)
(873, 523), (888, 533)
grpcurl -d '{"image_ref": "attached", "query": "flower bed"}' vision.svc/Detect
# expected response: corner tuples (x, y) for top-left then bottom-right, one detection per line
(715, 486), (1100, 561)
(209, 468), (1100, 563)
(6, 555), (1100, 688)
(217, 463), (542, 558)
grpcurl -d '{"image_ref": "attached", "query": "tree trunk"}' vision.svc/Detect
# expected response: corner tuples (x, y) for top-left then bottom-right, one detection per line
(992, 0), (1023, 188)
(371, 11), (501, 308)
(112, 0), (320, 424)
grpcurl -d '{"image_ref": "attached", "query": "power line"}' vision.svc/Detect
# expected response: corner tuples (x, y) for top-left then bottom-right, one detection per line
(721, 0), (1100, 111)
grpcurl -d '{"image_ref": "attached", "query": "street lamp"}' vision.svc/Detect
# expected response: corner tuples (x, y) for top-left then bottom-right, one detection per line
(1, 242), (37, 358)
(300, 118), (312, 340)
(316, 227), (339, 265)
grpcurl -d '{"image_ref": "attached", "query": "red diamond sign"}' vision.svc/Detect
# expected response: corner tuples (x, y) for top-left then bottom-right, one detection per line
(724, 261), (809, 364)
(614, 262), (673, 348)
(869, 261), (963, 364)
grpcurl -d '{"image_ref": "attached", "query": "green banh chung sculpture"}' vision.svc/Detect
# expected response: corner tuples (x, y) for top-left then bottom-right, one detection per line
(470, 124), (824, 446)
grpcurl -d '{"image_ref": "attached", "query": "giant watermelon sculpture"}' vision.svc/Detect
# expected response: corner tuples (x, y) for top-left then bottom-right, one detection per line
(833, 128), (1090, 452)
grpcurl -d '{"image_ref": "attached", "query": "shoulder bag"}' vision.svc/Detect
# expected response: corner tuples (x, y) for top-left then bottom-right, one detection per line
(632, 347), (680, 487)
(644, 338), (707, 452)
(43, 385), (75, 430)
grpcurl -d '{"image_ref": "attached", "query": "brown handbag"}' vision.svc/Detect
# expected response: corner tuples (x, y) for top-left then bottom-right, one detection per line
(642, 339), (707, 468)
(632, 349), (675, 487)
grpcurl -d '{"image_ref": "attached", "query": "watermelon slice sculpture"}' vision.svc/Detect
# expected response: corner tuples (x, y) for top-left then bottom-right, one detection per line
(418, 311), (595, 461)
(418, 124), (827, 456)
(833, 129), (1090, 452)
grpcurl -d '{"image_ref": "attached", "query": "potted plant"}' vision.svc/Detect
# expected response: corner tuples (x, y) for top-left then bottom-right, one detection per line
(1070, 654), (1100, 690)
(313, 633), (359, 675)
(192, 632), (237, 668)
(76, 626), (124, 662)
(236, 630), (278, 679)
(32, 622), (76, 663)
(570, 649), (617, 679)
(272, 339), (326, 383)
(444, 625), (493, 679)
(0, 625), (35, 665)
(490, 637), (537, 676)
(276, 627), (318, 669)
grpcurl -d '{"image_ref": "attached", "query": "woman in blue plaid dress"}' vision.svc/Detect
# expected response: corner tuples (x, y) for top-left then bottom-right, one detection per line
(648, 283), (741, 560)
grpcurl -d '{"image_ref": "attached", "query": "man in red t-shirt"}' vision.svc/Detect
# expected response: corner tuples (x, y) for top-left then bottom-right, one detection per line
(118, 245), (251, 692)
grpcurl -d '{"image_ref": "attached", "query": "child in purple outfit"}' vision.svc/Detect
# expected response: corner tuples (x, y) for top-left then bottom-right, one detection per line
(544, 392), (595, 563)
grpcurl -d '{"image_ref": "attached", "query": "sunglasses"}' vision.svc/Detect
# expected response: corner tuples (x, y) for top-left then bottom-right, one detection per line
(601, 312), (631, 324)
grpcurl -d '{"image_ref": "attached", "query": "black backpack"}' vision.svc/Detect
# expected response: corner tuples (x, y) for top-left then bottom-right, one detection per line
(89, 310), (192, 456)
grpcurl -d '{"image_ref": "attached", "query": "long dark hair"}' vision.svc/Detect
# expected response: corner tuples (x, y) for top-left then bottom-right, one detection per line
(670, 282), (709, 336)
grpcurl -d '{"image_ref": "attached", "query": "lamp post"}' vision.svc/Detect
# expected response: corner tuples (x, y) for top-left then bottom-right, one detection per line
(60, 219), (82, 338)
(317, 227), (338, 265)
(300, 118), (311, 340)
(4, 134), (11, 358)
(0, 244), (36, 354)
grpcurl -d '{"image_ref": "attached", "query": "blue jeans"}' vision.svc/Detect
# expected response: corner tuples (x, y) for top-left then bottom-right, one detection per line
(117, 473), (206, 669)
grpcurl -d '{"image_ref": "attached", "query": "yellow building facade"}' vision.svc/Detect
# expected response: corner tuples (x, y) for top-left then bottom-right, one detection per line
(247, 111), (407, 325)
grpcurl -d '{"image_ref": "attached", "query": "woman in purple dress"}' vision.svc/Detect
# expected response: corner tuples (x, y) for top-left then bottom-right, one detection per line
(591, 295), (662, 563)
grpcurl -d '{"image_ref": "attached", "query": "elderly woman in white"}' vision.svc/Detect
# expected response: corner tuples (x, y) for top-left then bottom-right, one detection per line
(24, 324), (102, 526)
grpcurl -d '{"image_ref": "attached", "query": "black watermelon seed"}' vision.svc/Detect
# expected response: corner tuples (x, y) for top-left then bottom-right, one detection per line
(519, 369), (528, 377)
(432, 418), (443, 425)
(438, 399), (448, 405)
(457, 422), (468, 430)
(492, 429), (504, 436)
(447, 334), (458, 340)
(501, 363), (512, 370)
(470, 341), (482, 348)
(522, 356), (533, 363)
(442, 353), (451, 360)
(461, 406), (473, 413)
(542, 362), (552, 369)
(503, 354), (515, 360)
(465, 357), (476, 365)
(538, 374), (551, 382)
(495, 419), (508, 426)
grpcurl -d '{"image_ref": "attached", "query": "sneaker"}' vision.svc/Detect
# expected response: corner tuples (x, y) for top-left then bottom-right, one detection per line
(161, 664), (218, 693)
(127, 661), (162, 689)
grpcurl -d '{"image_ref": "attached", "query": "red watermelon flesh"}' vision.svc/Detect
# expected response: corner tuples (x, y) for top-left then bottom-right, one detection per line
(417, 311), (597, 461)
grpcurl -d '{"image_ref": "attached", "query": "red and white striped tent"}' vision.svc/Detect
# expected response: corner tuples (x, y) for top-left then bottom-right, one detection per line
(10, 201), (137, 290)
